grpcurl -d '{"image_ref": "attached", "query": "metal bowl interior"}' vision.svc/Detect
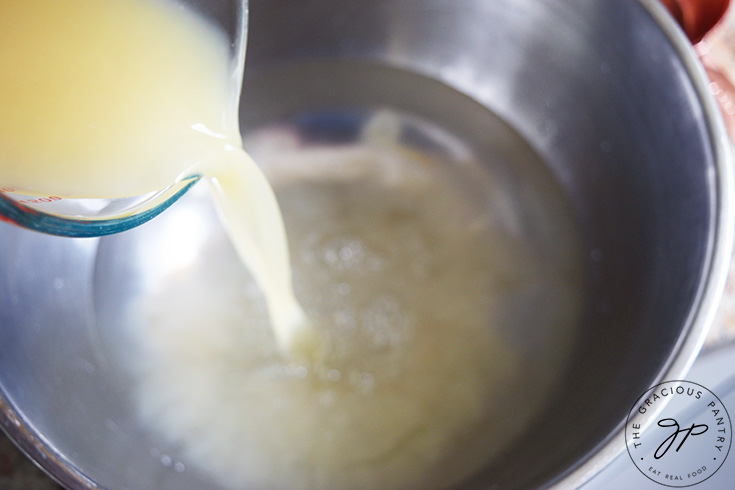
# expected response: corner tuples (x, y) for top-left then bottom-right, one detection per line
(0, 0), (731, 489)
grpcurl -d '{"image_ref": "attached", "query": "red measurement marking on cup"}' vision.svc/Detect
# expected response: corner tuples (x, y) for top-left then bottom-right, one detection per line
(0, 188), (63, 204)
(17, 196), (62, 204)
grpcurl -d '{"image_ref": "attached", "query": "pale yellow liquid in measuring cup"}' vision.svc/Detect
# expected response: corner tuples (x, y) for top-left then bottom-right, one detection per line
(0, 0), (311, 354)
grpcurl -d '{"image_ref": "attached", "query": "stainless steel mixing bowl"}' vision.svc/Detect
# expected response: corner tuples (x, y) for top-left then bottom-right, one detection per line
(1, 0), (732, 488)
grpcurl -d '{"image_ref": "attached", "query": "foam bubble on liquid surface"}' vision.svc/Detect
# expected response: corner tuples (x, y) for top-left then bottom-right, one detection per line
(124, 140), (581, 490)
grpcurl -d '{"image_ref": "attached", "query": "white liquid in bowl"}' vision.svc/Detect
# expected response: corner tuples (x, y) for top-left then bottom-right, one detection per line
(111, 107), (583, 490)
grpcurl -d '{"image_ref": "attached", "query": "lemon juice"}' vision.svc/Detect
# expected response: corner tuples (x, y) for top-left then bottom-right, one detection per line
(0, 0), (309, 354)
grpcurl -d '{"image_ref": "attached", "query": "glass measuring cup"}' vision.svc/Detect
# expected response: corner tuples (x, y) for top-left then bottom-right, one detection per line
(0, 0), (248, 237)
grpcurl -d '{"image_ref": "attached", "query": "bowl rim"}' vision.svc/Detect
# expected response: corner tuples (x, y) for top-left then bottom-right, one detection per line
(1, 393), (98, 489)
